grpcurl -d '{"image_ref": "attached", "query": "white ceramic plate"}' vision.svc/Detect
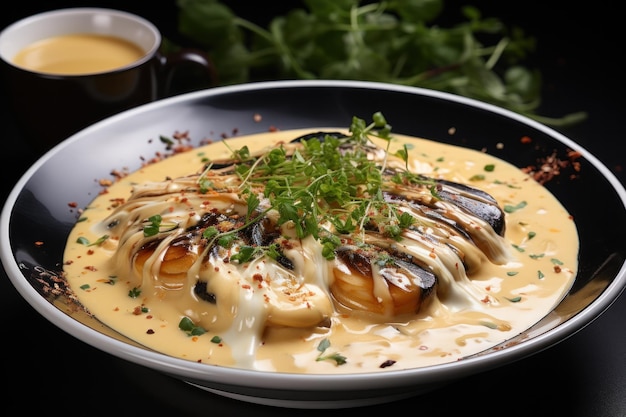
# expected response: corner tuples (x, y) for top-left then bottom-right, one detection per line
(2, 80), (625, 408)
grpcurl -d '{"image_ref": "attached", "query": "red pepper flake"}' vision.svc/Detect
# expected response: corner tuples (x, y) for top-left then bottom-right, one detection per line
(109, 197), (126, 208)
(146, 329), (155, 334)
(199, 137), (216, 146)
(68, 201), (78, 208)
(567, 150), (582, 160)
(520, 135), (532, 144)
(173, 130), (190, 140)
(84, 265), (97, 271)
(521, 149), (581, 184)
(110, 169), (128, 181)
(554, 265), (562, 273)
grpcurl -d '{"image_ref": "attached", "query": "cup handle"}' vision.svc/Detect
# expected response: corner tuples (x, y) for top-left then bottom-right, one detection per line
(157, 48), (218, 97)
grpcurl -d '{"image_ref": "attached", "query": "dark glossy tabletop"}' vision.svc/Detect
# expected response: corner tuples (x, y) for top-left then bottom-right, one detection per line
(2, 1), (624, 415)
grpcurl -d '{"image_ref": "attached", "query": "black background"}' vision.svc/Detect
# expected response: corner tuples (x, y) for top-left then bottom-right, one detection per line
(1, 1), (624, 415)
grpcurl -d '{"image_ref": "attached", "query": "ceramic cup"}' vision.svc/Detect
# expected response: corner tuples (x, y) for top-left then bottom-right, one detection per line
(0, 7), (216, 154)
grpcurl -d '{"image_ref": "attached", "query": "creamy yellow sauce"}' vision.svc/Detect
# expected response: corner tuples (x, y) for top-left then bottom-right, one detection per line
(63, 128), (578, 374)
(13, 34), (144, 75)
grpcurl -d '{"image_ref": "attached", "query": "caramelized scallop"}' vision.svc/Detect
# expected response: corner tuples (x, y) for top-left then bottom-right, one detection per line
(331, 246), (436, 317)
(133, 240), (197, 286)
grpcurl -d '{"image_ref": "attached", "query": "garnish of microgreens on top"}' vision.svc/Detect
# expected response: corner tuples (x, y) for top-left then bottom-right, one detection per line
(198, 112), (438, 260)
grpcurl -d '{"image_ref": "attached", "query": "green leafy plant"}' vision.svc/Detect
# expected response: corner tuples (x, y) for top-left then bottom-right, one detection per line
(175, 0), (586, 127)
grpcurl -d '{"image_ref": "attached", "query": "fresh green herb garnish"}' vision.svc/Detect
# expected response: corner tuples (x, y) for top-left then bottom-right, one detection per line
(104, 276), (117, 285)
(76, 234), (109, 246)
(503, 201), (527, 213)
(197, 112), (431, 261)
(91, 234), (109, 246)
(160, 135), (175, 146)
(128, 287), (142, 298)
(511, 244), (525, 252)
(179, 317), (207, 336)
(229, 245), (257, 264)
(175, 0), (586, 127)
(143, 214), (179, 237)
(143, 214), (163, 237)
(315, 338), (347, 365)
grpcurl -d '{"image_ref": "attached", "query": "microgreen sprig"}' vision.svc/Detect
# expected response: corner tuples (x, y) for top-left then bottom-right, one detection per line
(143, 214), (179, 237)
(198, 112), (430, 260)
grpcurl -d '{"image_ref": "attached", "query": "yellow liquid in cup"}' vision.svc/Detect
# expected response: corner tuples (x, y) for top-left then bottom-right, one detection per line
(12, 33), (145, 75)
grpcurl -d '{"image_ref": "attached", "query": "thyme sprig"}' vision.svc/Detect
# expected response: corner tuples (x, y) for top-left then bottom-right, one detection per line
(198, 112), (431, 260)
